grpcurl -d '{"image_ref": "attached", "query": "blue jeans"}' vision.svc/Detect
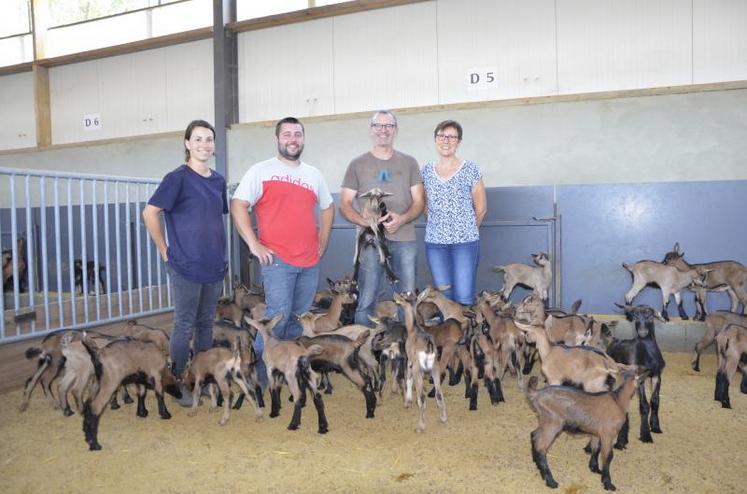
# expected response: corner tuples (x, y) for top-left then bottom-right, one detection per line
(425, 240), (480, 305)
(354, 240), (416, 327)
(167, 263), (224, 377)
(254, 257), (319, 386)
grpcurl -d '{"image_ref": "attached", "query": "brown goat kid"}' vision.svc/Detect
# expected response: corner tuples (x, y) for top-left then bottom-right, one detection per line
(353, 188), (398, 283)
(185, 337), (263, 425)
(663, 242), (747, 319)
(525, 368), (645, 491)
(623, 260), (707, 321)
(514, 321), (623, 393)
(81, 336), (176, 450)
(297, 331), (378, 418)
(298, 289), (356, 333)
(692, 311), (747, 372)
(393, 292), (447, 433)
(714, 323), (747, 409)
(494, 252), (552, 303)
(243, 315), (329, 433)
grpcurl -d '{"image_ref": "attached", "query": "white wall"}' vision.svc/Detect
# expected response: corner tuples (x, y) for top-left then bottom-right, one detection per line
(48, 40), (214, 145)
(236, 0), (747, 122)
(0, 71), (36, 149)
(1, 87), (745, 189)
(227, 88), (747, 189)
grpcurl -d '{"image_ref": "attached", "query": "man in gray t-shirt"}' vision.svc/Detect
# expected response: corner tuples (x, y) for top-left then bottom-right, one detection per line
(340, 110), (424, 327)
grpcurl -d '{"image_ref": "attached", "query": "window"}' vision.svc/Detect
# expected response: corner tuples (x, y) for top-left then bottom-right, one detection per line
(44, 0), (211, 58)
(237, 0), (309, 21)
(0, 0), (31, 38)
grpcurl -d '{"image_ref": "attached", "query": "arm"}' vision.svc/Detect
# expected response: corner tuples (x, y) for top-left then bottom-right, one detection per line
(472, 179), (487, 227)
(383, 183), (425, 234)
(142, 204), (168, 262)
(230, 198), (274, 266)
(318, 205), (335, 257)
(339, 187), (368, 227)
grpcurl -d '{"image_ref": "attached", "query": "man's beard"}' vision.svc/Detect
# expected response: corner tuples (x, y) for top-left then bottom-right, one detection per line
(278, 143), (303, 161)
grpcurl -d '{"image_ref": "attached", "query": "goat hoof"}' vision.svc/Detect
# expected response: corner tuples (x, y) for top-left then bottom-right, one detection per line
(583, 444), (592, 454)
(545, 479), (558, 489)
(691, 363), (700, 372)
(640, 434), (653, 443)
(110, 402), (120, 410)
(269, 411), (279, 418)
(287, 424), (299, 431)
(324, 388), (333, 395)
(187, 410), (198, 417)
(255, 415), (264, 423)
(651, 426), (662, 434)
(123, 396), (134, 405)
(603, 481), (617, 491)
(318, 427), (329, 434)
(613, 442), (627, 450)
(89, 443), (102, 451)
(63, 408), (74, 417)
(160, 412), (171, 420)
(721, 401), (731, 409)
(137, 410), (148, 418)
(219, 419), (228, 426)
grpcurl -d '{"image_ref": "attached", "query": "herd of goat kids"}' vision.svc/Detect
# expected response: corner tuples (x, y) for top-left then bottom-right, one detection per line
(15, 239), (747, 491)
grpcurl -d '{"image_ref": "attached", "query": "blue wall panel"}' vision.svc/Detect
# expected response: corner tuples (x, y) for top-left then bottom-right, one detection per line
(557, 180), (747, 315)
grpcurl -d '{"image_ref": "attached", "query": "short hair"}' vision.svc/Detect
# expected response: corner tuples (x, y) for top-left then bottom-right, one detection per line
(275, 117), (305, 137)
(370, 110), (398, 127)
(433, 120), (462, 141)
(184, 119), (215, 161)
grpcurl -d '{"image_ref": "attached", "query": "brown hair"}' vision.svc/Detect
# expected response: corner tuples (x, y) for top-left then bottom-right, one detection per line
(184, 119), (215, 162)
(433, 120), (463, 141)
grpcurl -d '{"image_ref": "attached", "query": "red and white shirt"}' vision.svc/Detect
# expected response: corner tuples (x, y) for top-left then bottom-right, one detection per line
(233, 157), (333, 267)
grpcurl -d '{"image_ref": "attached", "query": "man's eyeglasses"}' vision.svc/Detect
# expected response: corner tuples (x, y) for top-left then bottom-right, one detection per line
(371, 123), (397, 130)
(435, 134), (459, 142)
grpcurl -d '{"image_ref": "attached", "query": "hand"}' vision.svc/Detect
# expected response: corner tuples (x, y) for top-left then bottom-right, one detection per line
(250, 242), (274, 266)
(380, 211), (404, 234)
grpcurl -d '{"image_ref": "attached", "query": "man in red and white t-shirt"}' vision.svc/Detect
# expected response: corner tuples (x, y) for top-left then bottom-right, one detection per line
(231, 117), (334, 384)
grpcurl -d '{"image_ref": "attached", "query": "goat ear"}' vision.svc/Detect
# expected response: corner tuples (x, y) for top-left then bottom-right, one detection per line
(367, 315), (381, 324)
(327, 277), (334, 288)
(653, 310), (666, 322)
(673, 242), (680, 253)
(436, 284), (451, 292)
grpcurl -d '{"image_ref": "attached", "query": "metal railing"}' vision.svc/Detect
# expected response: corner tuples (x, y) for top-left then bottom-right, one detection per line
(1, 166), (234, 344)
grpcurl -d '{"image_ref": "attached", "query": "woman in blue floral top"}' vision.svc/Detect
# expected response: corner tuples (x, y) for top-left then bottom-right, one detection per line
(421, 120), (487, 305)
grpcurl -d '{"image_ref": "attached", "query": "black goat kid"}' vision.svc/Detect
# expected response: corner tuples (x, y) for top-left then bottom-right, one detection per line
(606, 304), (666, 448)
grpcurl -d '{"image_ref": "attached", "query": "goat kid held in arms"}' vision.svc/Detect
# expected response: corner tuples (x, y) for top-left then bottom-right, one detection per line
(231, 117), (334, 389)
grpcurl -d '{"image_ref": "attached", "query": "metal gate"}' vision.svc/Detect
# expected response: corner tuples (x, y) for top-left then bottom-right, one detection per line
(1, 167), (235, 344)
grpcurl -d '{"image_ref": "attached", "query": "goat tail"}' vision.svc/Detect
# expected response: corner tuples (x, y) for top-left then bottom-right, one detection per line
(80, 335), (104, 381)
(25, 347), (43, 359)
(303, 344), (324, 359)
(492, 265), (506, 273)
